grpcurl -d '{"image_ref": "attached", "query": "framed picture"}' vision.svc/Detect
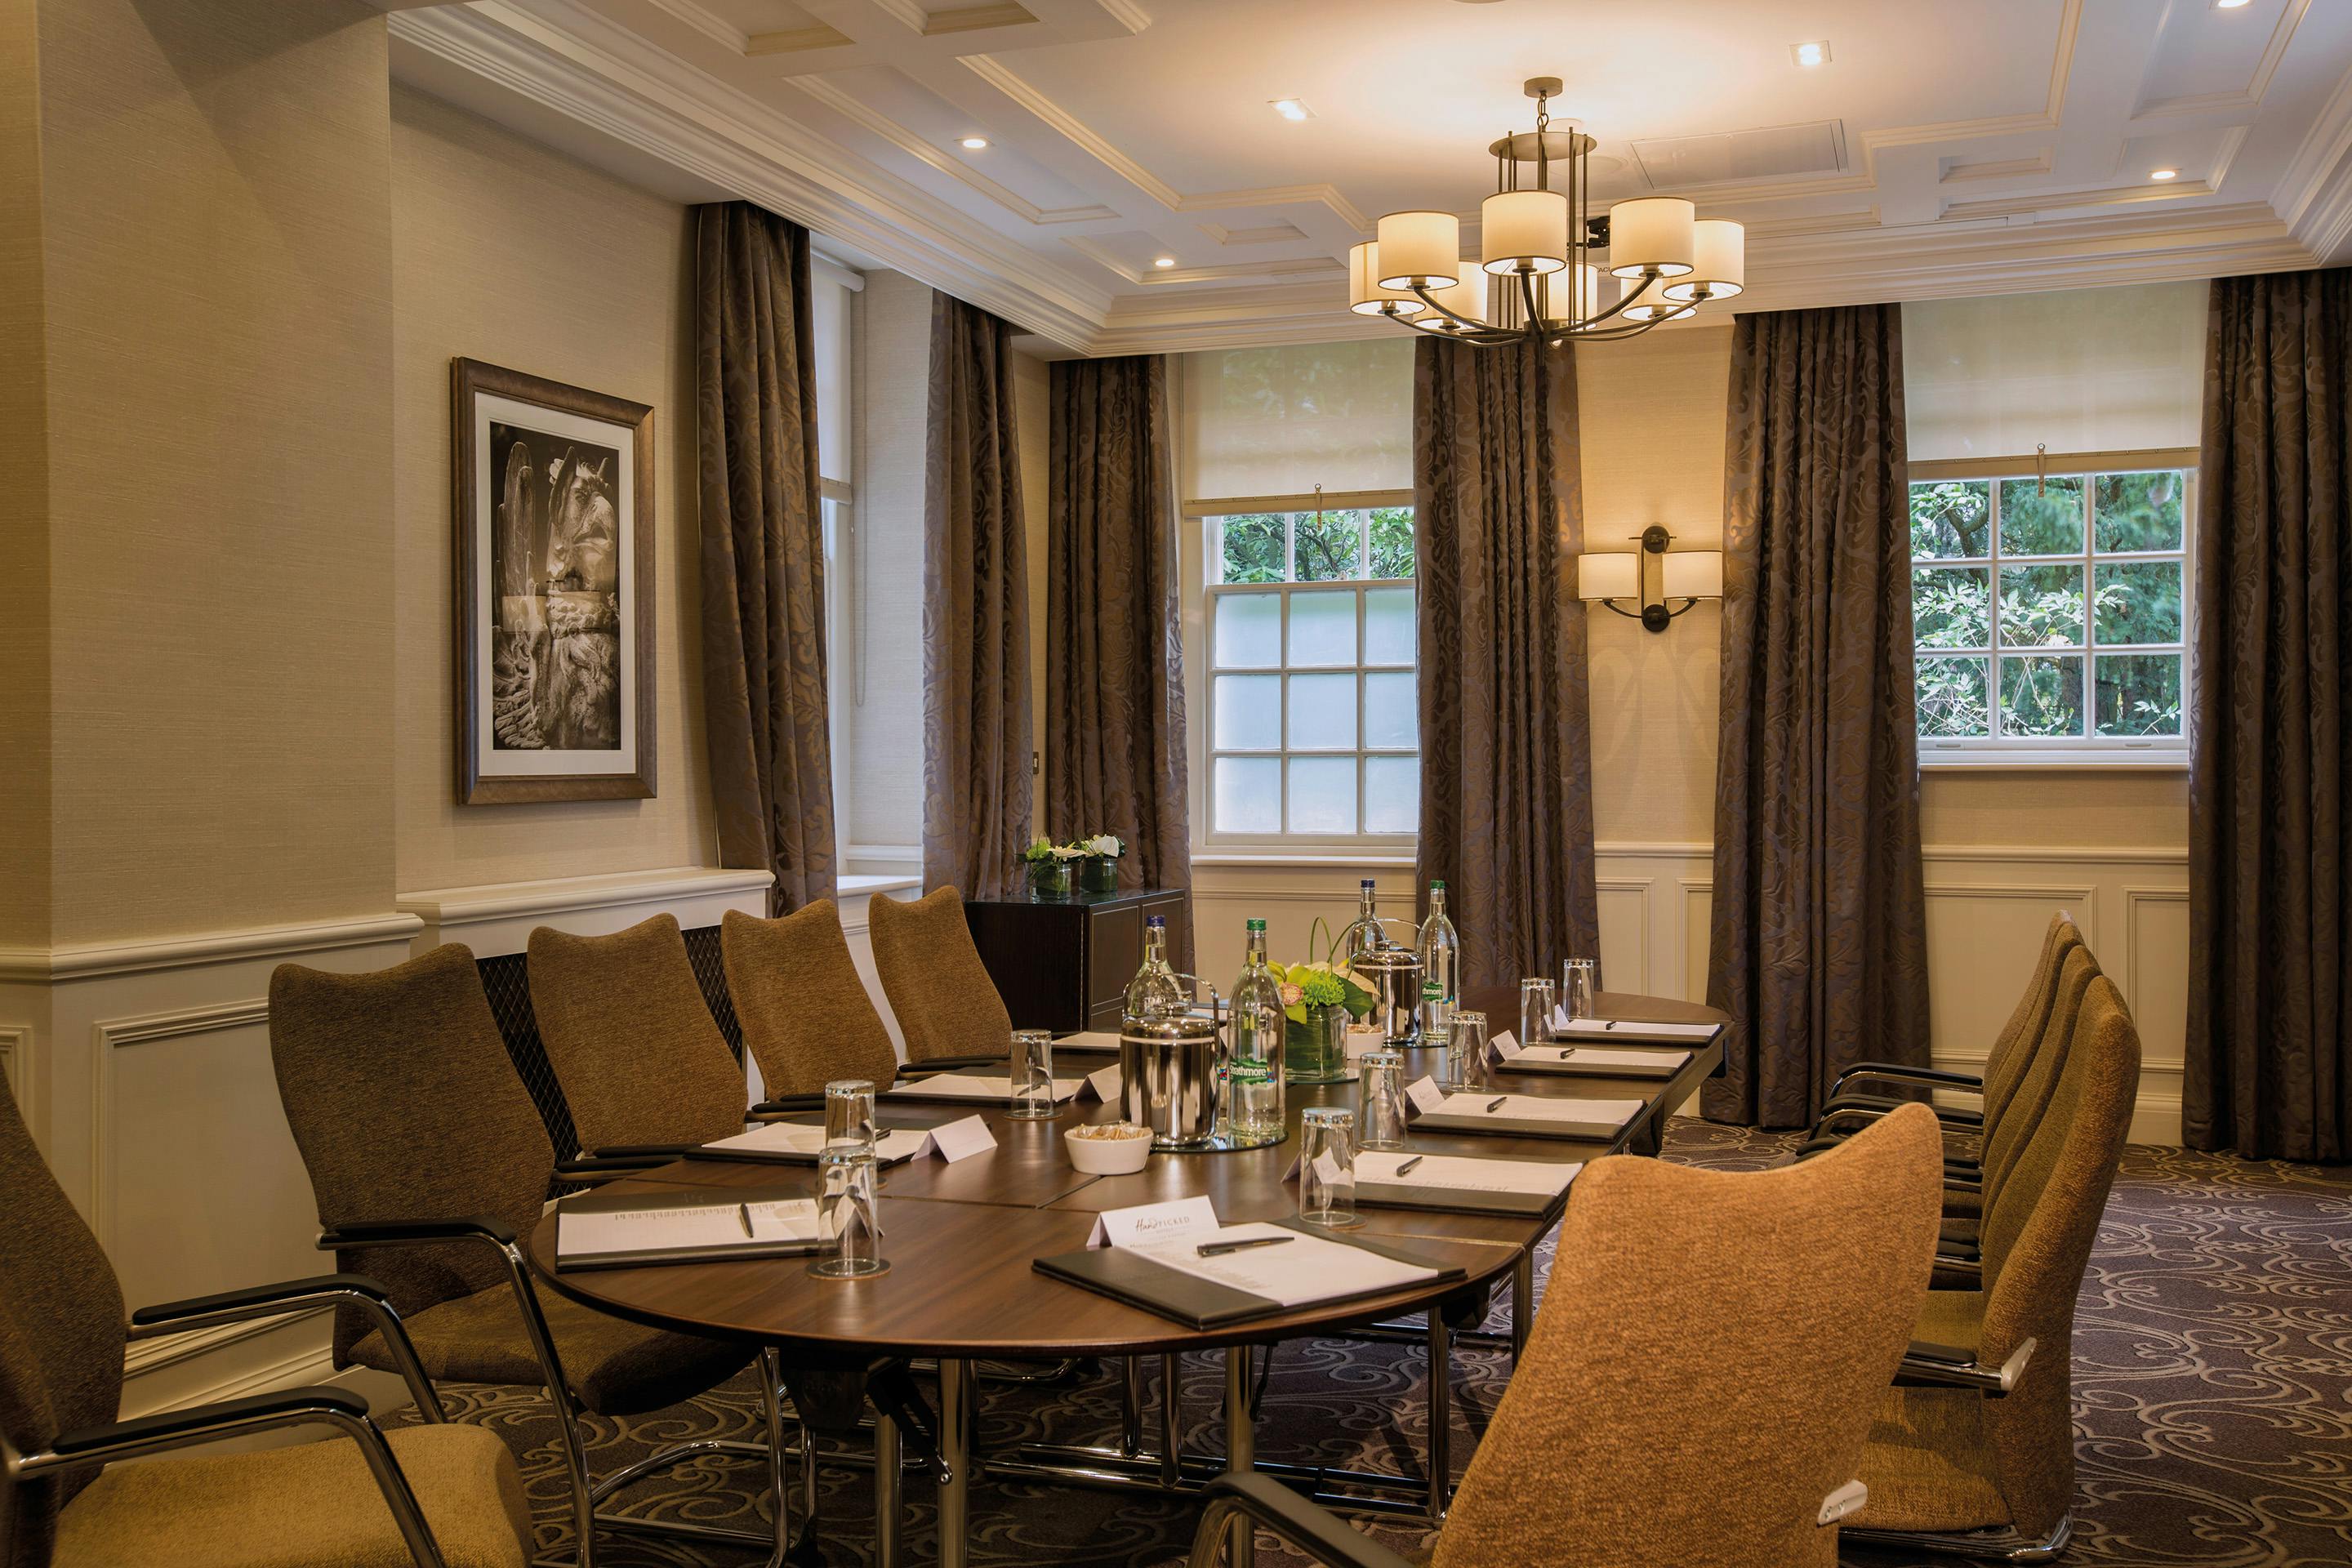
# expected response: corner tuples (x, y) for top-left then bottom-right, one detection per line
(452, 358), (656, 804)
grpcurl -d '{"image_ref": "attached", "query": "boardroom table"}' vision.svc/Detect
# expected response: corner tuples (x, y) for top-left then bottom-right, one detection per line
(528, 989), (1726, 1568)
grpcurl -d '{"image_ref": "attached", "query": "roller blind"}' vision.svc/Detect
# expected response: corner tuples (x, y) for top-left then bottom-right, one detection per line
(1902, 282), (2207, 462)
(1180, 337), (1414, 501)
(813, 265), (856, 485)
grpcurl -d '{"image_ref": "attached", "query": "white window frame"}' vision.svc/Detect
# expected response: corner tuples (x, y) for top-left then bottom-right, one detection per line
(1183, 491), (1421, 855)
(1909, 448), (2194, 770)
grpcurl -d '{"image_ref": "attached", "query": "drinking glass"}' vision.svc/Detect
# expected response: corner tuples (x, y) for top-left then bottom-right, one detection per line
(1518, 978), (1556, 1050)
(1298, 1107), (1357, 1227)
(1357, 1049), (1407, 1151)
(1561, 958), (1597, 1023)
(809, 1147), (885, 1278)
(824, 1079), (876, 1152)
(1445, 1010), (1486, 1091)
(1009, 1030), (1057, 1120)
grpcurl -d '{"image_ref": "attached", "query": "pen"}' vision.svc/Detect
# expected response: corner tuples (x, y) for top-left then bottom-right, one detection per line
(1486, 1095), (1508, 1113)
(1197, 1236), (1295, 1258)
(737, 1203), (755, 1239)
(1393, 1155), (1425, 1176)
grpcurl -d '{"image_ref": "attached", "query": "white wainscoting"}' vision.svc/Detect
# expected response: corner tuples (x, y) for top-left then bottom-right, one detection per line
(1192, 840), (2190, 1143)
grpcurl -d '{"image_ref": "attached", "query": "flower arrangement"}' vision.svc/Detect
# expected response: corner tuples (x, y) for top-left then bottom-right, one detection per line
(1021, 836), (1083, 899)
(1022, 837), (1085, 865)
(1071, 831), (1124, 892)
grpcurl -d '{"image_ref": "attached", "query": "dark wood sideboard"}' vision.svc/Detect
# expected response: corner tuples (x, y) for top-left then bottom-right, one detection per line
(963, 886), (1192, 1034)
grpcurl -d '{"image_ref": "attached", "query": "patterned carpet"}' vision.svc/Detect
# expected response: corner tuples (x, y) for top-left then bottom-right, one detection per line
(408, 1120), (2352, 1567)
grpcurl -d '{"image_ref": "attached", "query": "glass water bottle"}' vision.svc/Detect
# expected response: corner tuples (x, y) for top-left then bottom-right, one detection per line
(1417, 880), (1460, 1041)
(1227, 918), (1286, 1143)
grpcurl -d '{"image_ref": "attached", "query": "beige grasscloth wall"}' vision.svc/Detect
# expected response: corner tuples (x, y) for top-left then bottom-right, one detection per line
(32, 0), (397, 947)
(1574, 321), (2189, 852)
(0, 0), (51, 952)
(389, 87), (712, 893)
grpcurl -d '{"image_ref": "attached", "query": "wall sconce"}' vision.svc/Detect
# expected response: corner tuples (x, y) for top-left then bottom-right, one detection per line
(1577, 526), (1723, 631)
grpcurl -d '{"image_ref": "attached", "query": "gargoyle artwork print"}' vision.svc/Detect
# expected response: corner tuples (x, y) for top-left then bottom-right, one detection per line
(453, 359), (655, 804)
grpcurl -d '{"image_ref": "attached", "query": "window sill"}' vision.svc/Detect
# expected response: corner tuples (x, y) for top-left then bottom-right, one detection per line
(1917, 749), (2188, 772)
(1192, 849), (1419, 869)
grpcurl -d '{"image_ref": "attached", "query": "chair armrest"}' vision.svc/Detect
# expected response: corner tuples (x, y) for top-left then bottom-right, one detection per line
(554, 1156), (676, 1184)
(751, 1094), (826, 1116)
(1815, 1093), (1985, 1133)
(902, 1054), (1006, 1074)
(1896, 1336), (2034, 1395)
(318, 1216), (518, 1249)
(1931, 1254), (1983, 1281)
(127, 1272), (444, 1422)
(588, 1143), (697, 1160)
(1186, 1474), (1420, 1568)
(1828, 1062), (1985, 1099)
(18, 1389), (451, 1566)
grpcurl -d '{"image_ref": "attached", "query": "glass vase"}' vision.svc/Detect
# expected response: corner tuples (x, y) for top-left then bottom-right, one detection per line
(1027, 860), (1071, 901)
(1080, 855), (1120, 894)
(1285, 1003), (1352, 1084)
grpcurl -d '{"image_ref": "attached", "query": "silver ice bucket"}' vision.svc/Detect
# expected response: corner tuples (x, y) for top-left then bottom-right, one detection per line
(1120, 981), (1225, 1150)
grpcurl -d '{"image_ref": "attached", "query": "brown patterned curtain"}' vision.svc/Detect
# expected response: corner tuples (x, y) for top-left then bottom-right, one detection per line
(1045, 354), (1193, 965)
(1704, 303), (1930, 1128)
(695, 203), (835, 913)
(1412, 335), (1600, 990)
(922, 292), (1032, 901)
(2187, 270), (2351, 1162)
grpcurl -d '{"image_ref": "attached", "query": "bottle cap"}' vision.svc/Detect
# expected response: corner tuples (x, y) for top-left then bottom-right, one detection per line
(1361, 878), (1376, 889)
(1430, 880), (1446, 891)
(1146, 915), (1165, 929)
(1245, 918), (1266, 932)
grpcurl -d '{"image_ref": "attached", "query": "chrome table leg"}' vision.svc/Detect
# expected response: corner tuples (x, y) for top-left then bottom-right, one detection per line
(938, 1356), (976, 1568)
(1223, 1347), (1256, 1568)
(1511, 1250), (1535, 1364)
(1426, 1310), (1451, 1523)
(874, 1410), (902, 1568)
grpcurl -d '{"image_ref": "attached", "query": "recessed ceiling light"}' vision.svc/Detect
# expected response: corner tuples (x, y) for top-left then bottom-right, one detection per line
(2150, 167), (2180, 181)
(1270, 98), (1312, 122)
(1153, 256), (1178, 269)
(959, 136), (989, 150)
(1790, 39), (1830, 67)
(2215, 1), (2251, 9)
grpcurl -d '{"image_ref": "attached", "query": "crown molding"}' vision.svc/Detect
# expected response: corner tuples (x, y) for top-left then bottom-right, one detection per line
(787, 74), (1119, 225)
(2274, 55), (2352, 263)
(2132, 0), (2310, 119)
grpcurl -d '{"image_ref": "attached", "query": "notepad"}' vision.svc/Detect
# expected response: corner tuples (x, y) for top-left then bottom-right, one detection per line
(1408, 1088), (1644, 1140)
(1054, 1031), (1124, 1053)
(695, 1122), (933, 1165)
(884, 1073), (1087, 1103)
(1498, 1045), (1691, 1080)
(1034, 1214), (1464, 1329)
(1548, 1012), (1719, 1044)
(555, 1189), (819, 1270)
(1354, 1151), (1580, 1198)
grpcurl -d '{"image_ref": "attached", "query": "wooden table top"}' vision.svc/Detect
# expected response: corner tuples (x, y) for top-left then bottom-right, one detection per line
(528, 990), (1725, 1360)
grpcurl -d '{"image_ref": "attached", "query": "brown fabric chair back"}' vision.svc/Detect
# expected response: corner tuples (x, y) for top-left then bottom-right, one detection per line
(1980, 942), (2098, 1225)
(0, 1093), (127, 1561)
(1976, 973), (2141, 1537)
(867, 887), (1013, 1063)
(1981, 915), (2083, 1129)
(528, 915), (746, 1152)
(722, 903), (899, 1095)
(1432, 1105), (1946, 1568)
(269, 944), (555, 1363)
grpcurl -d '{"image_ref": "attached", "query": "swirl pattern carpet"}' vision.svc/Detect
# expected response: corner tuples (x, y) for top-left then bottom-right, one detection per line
(399, 1120), (2352, 1566)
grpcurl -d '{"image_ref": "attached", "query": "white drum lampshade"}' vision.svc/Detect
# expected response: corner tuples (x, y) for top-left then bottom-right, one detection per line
(1375, 210), (1462, 289)
(1348, 243), (1426, 316)
(1662, 550), (1725, 599)
(1662, 220), (1744, 303)
(1480, 189), (1570, 275)
(1577, 552), (1640, 600)
(1438, 263), (1488, 326)
(1607, 197), (1695, 278)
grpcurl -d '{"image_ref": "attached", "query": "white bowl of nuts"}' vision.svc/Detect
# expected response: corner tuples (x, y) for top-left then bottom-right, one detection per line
(1065, 1121), (1155, 1174)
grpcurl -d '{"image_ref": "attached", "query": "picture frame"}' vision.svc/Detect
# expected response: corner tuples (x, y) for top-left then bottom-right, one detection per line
(451, 357), (657, 804)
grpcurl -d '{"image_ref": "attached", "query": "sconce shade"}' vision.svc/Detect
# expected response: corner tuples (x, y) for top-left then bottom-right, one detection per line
(1661, 220), (1744, 303)
(1577, 552), (1640, 600)
(1348, 243), (1426, 315)
(1376, 210), (1462, 287)
(1441, 262), (1488, 325)
(1481, 189), (1570, 274)
(1606, 197), (1695, 278)
(1663, 550), (1724, 598)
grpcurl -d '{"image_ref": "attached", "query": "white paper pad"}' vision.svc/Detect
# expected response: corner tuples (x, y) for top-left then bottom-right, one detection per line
(1512, 1045), (1692, 1072)
(1548, 1015), (1718, 1042)
(558, 1197), (817, 1261)
(1128, 1222), (1441, 1308)
(1431, 1092), (1643, 1126)
(1054, 1031), (1124, 1053)
(884, 1074), (1085, 1102)
(1354, 1151), (1580, 1197)
(703, 1123), (933, 1162)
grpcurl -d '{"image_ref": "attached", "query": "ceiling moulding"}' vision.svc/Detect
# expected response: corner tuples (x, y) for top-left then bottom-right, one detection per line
(746, 26), (858, 58)
(1940, 126), (2250, 224)
(1062, 234), (1341, 286)
(1941, 151), (2055, 185)
(390, 0), (1109, 350)
(1198, 221), (1309, 246)
(643, 0), (747, 54)
(789, 76), (1119, 224)
(2132, 0), (2311, 118)
(2272, 56), (2352, 262)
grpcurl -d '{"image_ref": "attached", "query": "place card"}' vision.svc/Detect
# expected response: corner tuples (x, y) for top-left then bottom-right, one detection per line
(924, 1114), (997, 1163)
(1086, 1062), (1123, 1102)
(1087, 1195), (1219, 1250)
(1486, 1030), (1525, 1063)
(1405, 1075), (1446, 1114)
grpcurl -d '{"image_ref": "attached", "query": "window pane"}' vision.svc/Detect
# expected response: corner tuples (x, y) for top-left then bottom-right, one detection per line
(2093, 471), (2185, 552)
(2092, 560), (2183, 645)
(1364, 586), (1415, 663)
(1293, 507), (1365, 582)
(1909, 479), (1991, 559)
(1913, 566), (1989, 648)
(1287, 757), (1357, 833)
(1998, 563), (2086, 646)
(1917, 655), (1991, 737)
(1365, 756), (1419, 833)
(1213, 675), (1281, 750)
(1998, 476), (2086, 555)
(1213, 592), (1281, 666)
(1364, 672), (1417, 749)
(2000, 653), (2085, 737)
(2095, 653), (2184, 737)
(1286, 674), (1356, 751)
(1214, 757), (1281, 833)
(1288, 590), (1357, 666)
(1368, 506), (1416, 579)
(1217, 514), (1287, 584)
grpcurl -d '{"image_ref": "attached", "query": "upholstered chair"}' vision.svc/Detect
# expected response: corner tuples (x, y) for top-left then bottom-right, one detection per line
(267, 942), (773, 1568)
(721, 901), (900, 1097)
(1844, 967), (2143, 1561)
(1187, 1104), (1949, 1568)
(0, 1089), (531, 1568)
(527, 913), (747, 1154)
(866, 887), (1014, 1064)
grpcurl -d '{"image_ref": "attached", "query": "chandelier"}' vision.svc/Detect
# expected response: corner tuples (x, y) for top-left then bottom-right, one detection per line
(1348, 76), (1745, 346)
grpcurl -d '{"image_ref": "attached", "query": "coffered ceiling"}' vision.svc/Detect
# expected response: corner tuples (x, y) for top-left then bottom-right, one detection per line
(390, 0), (2352, 353)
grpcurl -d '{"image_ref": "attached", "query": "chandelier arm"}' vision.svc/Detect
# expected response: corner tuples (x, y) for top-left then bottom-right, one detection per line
(1565, 317), (1671, 344)
(1566, 270), (1664, 334)
(1518, 268), (1544, 332)
(1407, 278), (1487, 333)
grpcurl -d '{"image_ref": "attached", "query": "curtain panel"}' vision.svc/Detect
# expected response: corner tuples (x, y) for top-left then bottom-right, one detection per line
(2187, 270), (2351, 1162)
(1704, 303), (1931, 1128)
(1045, 354), (1193, 966)
(694, 202), (835, 913)
(1411, 334), (1601, 990)
(921, 292), (1034, 902)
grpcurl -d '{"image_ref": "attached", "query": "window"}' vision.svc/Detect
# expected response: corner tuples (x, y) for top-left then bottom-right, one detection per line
(1202, 502), (1418, 841)
(1909, 462), (2190, 761)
